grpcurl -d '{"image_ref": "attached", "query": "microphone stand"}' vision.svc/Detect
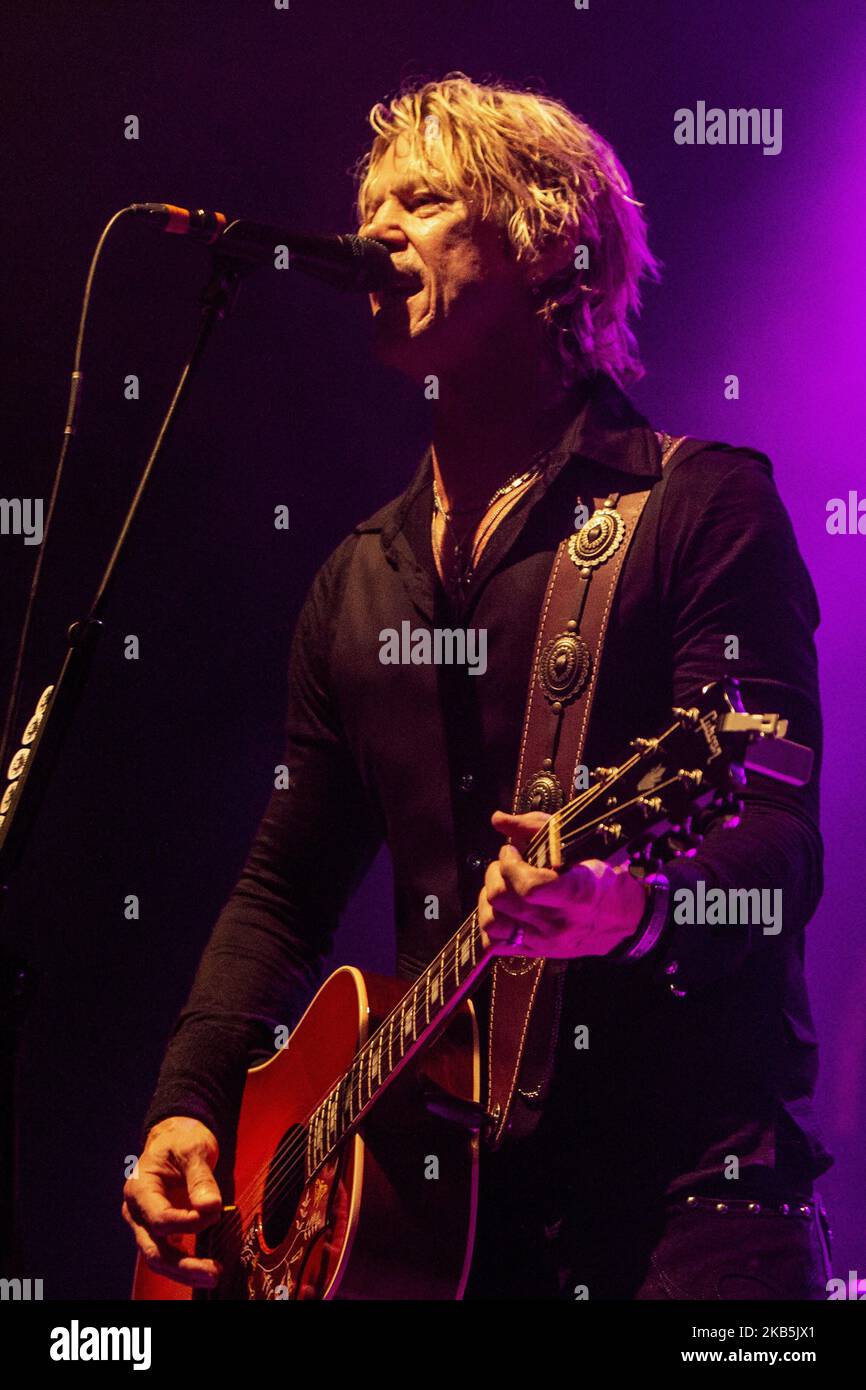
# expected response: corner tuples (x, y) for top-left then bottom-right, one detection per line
(0, 243), (258, 1274)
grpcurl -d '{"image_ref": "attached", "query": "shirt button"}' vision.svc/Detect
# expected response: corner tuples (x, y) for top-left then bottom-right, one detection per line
(459, 773), (475, 793)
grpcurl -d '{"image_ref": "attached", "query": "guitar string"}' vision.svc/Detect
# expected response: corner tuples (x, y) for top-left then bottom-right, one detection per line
(198, 471), (689, 1277)
(199, 749), (694, 1271)
(200, 757), (694, 1270)
(202, 786), (693, 1278)
(197, 745), (692, 1269)
(199, 917), (489, 1268)
(198, 764), (625, 1256)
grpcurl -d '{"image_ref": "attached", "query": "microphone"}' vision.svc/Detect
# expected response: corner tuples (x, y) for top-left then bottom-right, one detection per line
(128, 203), (396, 291)
(128, 202), (228, 242)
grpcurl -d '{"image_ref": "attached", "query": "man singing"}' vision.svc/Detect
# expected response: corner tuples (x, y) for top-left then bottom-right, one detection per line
(123, 74), (832, 1299)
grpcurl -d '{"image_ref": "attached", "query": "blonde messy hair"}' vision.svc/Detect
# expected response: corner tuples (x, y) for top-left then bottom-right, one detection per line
(355, 73), (660, 386)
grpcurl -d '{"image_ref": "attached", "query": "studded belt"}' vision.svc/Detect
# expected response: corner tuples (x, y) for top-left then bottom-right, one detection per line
(673, 1192), (822, 1220)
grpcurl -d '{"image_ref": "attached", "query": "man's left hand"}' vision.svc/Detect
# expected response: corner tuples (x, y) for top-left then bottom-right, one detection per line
(477, 810), (648, 959)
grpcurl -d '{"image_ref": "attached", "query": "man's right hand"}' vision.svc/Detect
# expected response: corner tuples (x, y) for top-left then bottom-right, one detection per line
(123, 1116), (224, 1289)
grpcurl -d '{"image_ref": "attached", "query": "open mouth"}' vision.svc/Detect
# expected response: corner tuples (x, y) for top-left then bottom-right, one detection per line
(384, 269), (425, 296)
(372, 277), (424, 318)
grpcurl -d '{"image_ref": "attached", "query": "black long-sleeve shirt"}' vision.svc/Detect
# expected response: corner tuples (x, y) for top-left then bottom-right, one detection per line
(141, 370), (832, 1202)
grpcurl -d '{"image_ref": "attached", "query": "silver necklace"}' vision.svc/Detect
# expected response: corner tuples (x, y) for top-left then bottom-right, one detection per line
(432, 465), (543, 591)
(431, 466), (540, 521)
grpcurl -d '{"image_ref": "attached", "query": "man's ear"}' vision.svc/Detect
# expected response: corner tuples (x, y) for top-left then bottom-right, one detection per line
(527, 235), (577, 291)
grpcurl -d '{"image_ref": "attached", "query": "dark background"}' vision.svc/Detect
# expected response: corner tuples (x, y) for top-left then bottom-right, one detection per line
(1, 0), (864, 1298)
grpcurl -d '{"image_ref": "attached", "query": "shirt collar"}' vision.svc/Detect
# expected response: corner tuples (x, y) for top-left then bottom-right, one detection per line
(554, 370), (661, 480)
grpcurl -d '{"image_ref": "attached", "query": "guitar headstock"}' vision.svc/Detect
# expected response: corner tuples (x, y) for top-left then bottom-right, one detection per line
(534, 678), (813, 874)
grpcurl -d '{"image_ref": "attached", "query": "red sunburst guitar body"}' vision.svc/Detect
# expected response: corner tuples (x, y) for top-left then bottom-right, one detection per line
(132, 965), (480, 1300)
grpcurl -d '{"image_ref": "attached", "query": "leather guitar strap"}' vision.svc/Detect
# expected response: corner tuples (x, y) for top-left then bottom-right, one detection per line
(485, 431), (690, 1149)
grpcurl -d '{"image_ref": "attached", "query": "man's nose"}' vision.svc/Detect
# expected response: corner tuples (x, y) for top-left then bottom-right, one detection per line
(360, 202), (408, 246)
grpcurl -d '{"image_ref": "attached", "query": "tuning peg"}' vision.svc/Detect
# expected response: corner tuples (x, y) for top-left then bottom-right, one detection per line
(629, 737), (659, 753)
(598, 822), (623, 845)
(677, 769), (703, 788)
(672, 706), (700, 729)
(636, 795), (662, 818)
(593, 767), (617, 781)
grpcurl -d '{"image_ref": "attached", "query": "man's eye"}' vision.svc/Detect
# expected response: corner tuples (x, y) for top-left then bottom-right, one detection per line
(407, 193), (442, 211)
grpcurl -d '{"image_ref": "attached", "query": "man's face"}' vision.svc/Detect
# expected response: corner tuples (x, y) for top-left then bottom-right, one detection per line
(358, 135), (531, 382)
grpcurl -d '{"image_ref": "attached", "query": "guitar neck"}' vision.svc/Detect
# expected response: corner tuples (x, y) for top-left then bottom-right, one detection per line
(305, 735), (683, 1176)
(306, 788), (605, 1174)
(307, 905), (496, 1173)
(306, 680), (804, 1179)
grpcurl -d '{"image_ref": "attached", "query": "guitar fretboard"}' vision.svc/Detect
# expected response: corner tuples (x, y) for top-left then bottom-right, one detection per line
(306, 908), (490, 1173)
(304, 706), (707, 1176)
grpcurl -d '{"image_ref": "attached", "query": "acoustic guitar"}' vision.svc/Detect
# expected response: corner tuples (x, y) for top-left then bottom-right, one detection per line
(132, 677), (810, 1300)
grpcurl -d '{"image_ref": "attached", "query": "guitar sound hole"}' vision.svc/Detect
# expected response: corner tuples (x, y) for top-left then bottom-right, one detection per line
(261, 1124), (307, 1249)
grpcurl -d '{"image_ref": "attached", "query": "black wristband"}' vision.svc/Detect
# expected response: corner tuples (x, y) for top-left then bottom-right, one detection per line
(610, 871), (671, 962)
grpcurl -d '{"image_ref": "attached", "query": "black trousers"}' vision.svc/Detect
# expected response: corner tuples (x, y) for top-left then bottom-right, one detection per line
(464, 1153), (832, 1301)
